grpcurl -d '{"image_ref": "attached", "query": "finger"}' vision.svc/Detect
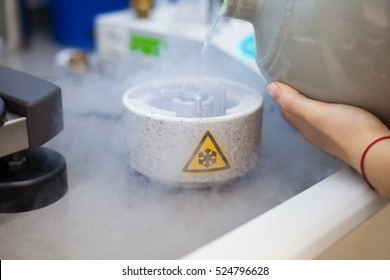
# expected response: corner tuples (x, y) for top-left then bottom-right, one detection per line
(281, 110), (316, 140)
(282, 110), (325, 149)
(266, 82), (321, 120)
(281, 110), (304, 131)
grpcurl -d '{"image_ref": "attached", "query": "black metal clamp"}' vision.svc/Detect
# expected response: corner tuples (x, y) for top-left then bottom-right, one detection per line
(0, 66), (68, 213)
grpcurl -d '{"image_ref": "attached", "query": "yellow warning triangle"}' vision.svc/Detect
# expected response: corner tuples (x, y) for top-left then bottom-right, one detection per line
(182, 130), (231, 173)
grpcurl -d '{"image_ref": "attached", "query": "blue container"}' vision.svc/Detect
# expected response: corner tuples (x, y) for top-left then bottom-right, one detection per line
(49, 0), (129, 49)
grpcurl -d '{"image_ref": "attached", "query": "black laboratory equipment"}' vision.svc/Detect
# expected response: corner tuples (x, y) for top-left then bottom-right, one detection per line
(0, 65), (67, 213)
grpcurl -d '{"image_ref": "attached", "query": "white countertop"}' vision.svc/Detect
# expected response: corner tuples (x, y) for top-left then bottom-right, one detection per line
(185, 168), (389, 259)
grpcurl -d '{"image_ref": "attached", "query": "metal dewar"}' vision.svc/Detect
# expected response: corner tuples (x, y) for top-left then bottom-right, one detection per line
(225, 0), (390, 127)
(122, 77), (263, 187)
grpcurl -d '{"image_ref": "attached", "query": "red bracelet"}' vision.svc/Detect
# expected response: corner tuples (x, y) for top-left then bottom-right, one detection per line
(360, 136), (390, 188)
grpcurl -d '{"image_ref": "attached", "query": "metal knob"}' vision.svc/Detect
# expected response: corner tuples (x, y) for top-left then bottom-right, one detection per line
(131, 0), (154, 18)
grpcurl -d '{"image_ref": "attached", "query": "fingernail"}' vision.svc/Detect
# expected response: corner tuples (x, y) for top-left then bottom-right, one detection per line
(266, 83), (282, 99)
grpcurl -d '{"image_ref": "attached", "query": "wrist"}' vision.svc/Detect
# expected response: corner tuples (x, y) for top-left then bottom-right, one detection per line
(346, 128), (390, 172)
(360, 136), (390, 188)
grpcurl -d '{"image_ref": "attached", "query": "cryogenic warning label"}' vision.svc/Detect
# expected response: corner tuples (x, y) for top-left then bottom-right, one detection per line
(182, 130), (231, 173)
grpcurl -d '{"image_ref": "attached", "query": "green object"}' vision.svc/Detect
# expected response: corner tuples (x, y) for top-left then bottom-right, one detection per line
(130, 34), (165, 57)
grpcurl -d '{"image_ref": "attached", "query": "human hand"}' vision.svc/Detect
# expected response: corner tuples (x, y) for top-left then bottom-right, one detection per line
(266, 82), (390, 197)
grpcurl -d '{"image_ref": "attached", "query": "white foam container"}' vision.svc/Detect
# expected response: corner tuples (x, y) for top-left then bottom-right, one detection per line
(122, 77), (263, 186)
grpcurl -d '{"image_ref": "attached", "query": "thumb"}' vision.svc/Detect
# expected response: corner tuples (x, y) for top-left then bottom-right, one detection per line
(266, 82), (321, 119)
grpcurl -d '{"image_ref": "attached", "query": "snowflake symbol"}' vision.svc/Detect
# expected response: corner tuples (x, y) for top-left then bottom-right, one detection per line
(198, 148), (217, 168)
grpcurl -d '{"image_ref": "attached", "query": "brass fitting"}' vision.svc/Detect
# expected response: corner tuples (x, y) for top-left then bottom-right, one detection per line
(69, 51), (89, 75)
(131, 0), (154, 19)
